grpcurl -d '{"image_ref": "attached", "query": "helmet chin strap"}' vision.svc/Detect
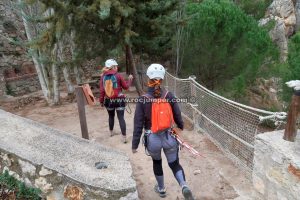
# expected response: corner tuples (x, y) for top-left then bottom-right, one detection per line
(148, 79), (162, 87)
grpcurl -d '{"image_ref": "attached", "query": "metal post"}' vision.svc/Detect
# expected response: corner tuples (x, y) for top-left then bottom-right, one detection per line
(75, 86), (89, 139)
(189, 76), (198, 131)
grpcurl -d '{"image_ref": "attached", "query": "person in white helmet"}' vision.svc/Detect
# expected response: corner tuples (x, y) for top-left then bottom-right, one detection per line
(132, 64), (194, 200)
(100, 59), (133, 143)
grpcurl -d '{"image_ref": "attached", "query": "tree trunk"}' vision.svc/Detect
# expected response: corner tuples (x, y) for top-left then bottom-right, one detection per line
(52, 64), (60, 105)
(125, 44), (144, 95)
(175, 0), (187, 76)
(52, 44), (60, 105)
(63, 66), (74, 94)
(73, 66), (82, 84)
(175, 10), (182, 76)
(70, 31), (82, 84)
(18, 0), (49, 102)
(126, 49), (130, 75)
(38, 50), (50, 88)
(57, 39), (75, 94)
(31, 52), (49, 99)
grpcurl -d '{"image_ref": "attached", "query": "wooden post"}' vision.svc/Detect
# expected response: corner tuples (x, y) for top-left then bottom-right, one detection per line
(283, 90), (300, 142)
(125, 44), (143, 95)
(75, 86), (89, 140)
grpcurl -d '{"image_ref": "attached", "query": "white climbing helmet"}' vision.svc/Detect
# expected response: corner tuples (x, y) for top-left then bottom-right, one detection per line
(146, 64), (166, 80)
(105, 59), (118, 68)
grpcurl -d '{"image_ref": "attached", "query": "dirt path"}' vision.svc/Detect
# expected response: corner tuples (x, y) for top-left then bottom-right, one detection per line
(2, 94), (254, 200)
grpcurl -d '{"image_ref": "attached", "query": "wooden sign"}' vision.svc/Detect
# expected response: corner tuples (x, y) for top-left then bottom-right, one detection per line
(82, 84), (96, 106)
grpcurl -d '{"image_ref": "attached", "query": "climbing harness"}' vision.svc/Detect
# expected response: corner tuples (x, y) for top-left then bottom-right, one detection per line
(142, 130), (151, 156)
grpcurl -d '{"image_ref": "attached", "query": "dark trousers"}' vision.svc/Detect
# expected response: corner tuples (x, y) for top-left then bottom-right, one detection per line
(104, 98), (126, 135)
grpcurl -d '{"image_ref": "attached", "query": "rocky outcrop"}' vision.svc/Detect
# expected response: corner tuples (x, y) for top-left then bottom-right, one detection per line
(248, 77), (283, 110)
(0, 0), (40, 96)
(0, 1), (25, 61)
(296, 0), (300, 30)
(259, 0), (297, 62)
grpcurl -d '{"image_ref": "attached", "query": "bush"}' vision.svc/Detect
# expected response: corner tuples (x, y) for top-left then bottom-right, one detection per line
(0, 170), (41, 200)
(179, 0), (279, 100)
(5, 85), (15, 96)
(234, 0), (273, 20)
(284, 33), (300, 99)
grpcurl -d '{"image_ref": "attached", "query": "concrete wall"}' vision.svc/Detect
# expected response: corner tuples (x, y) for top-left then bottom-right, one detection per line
(252, 130), (300, 200)
(0, 109), (137, 200)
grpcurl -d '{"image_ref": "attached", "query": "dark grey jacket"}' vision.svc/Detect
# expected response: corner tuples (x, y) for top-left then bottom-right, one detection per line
(132, 88), (184, 150)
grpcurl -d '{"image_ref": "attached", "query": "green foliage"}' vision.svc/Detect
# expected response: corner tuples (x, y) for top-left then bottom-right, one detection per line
(231, 75), (247, 99)
(234, 0), (273, 20)
(26, 0), (178, 65)
(6, 85), (15, 96)
(286, 33), (300, 81)
(131, 0), (178, 56)
(281, 32), (300, 101)
(179, 0), (279, 100)
(0, 170), (41, 200)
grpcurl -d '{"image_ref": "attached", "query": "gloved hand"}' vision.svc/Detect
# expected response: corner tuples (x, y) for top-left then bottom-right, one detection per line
(128, 74), (133, 80)
(286, 80), (300, 90)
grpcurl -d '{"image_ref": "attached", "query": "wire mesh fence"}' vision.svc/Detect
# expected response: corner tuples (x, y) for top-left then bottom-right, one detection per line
(164, 72), (286, 177)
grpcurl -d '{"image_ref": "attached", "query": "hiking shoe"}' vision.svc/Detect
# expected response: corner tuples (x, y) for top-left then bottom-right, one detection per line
(182, 186), (194, 200)
(154, 184), (166, 198)
(122, 135), (127, 143)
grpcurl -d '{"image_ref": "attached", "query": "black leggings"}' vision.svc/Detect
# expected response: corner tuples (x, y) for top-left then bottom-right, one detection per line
(105, 98), (126, 135)
(107, 109), (126, 135)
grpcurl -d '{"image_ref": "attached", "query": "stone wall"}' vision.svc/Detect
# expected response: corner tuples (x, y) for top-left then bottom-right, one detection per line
(0, 109), (137, 200)
(0, 0), (40, 97)
(252, 130), (300, 200)
(5, 74), (41, 96)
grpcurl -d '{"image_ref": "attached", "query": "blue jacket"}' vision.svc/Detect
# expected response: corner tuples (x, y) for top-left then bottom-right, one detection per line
(132, 87), (184, 150)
